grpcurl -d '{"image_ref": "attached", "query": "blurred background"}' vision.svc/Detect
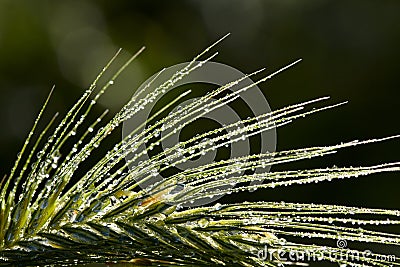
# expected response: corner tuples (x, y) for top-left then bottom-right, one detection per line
(0, 0), (399, 215)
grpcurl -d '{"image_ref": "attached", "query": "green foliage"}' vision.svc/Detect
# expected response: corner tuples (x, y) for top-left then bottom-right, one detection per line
(0, 39), (399, 266)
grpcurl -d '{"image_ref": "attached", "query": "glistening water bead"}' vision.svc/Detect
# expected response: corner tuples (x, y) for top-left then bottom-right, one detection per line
(197, 218), (210, 228)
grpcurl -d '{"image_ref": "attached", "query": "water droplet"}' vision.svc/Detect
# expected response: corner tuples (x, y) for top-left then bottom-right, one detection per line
(212, 203), (222, 211)
(40, 199), (48, 209)
(6, 232), (13, 242)
(13, 208), (21, 222)
(92, 201), (102, 213)
(74, 214), (85, 222)
(36, 151), (44, 159)
(169, 184), (185, 195)
(72, 194), (80, 202)
(197, 218), (209, 228)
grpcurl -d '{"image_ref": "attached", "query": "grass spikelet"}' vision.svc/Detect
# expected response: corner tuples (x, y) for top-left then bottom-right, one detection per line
(0, 38), (399, 266)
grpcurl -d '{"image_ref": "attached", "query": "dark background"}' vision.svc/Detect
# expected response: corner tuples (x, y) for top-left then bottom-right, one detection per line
(0, 0), (399, 213)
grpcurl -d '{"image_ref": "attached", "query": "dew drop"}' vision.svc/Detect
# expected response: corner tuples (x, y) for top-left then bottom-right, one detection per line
(6, 232), (13, 242)
(40, 199), (48, 209)
(13, 208), (21, 222)
(72, 194), (80, 202)
(212, 203), (222, 211)
(197, 218), (210, 228)
(92, 201), (102, 213)
(36, 151), (44, 159)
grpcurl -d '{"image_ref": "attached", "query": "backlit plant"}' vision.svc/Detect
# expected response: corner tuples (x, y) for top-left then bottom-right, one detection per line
(0, 37), (399, 266)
